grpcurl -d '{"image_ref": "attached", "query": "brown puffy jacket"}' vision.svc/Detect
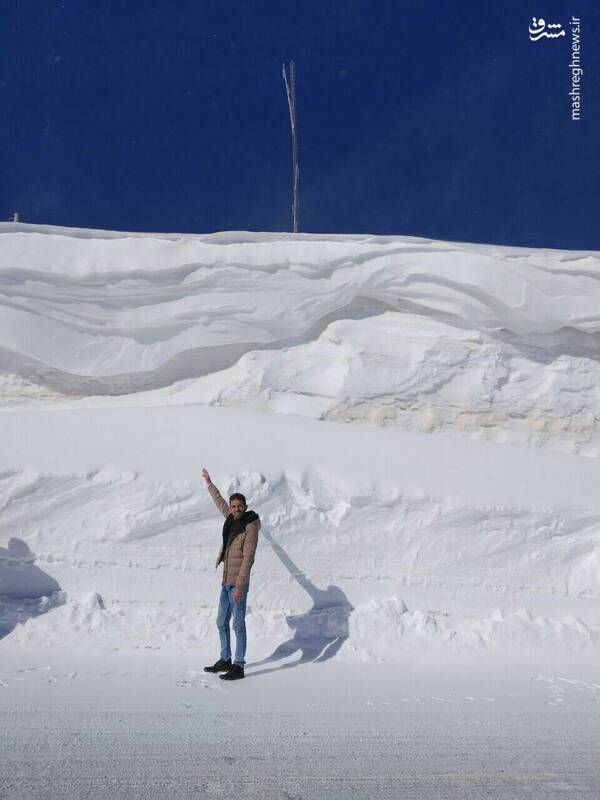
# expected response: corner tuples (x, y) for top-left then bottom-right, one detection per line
(208, 482), (260, 589)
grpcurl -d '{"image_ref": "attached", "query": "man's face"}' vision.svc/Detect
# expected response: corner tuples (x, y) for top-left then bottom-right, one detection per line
(230, 498), (246, 519)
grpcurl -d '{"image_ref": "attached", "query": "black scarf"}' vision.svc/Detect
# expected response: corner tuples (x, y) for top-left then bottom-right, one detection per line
(221, 510), (259, 559)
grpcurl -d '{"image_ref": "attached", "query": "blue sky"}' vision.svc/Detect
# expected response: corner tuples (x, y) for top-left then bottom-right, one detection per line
(1, 0), (598, 248)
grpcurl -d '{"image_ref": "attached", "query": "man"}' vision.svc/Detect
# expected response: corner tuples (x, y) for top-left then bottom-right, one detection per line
(201, 468), (261, 681)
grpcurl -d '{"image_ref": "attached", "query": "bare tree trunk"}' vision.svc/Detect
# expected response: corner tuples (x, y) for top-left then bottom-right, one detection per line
(282, 61), (300, 233)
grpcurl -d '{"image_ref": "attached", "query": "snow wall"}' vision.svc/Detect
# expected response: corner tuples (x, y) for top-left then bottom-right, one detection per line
(1, 223), (600, 659)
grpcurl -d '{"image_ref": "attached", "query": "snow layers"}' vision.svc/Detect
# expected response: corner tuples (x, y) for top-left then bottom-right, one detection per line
(145, 312), (600, 456)
(1, 224), (600, 454)
(2, 225), (600, 658)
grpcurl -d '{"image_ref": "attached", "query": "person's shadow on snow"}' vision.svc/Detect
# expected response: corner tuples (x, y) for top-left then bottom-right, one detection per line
(246, 528), (354, 677)
(0, 538), (62, 641)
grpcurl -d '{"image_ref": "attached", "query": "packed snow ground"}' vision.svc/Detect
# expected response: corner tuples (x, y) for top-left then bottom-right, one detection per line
(1, 223), (600, 797)
(2, 647), (599, 800)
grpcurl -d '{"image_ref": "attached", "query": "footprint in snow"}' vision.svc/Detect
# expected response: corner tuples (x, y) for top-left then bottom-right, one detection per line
(177, 677), (226, 692)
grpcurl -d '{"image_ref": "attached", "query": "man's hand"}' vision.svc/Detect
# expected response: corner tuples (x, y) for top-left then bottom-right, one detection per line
(201, 468), (212, 485)
(233, 587), (245, 603)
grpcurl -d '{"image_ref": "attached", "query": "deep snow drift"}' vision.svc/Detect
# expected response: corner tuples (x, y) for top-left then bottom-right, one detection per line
(2, 223), (600, 454)
(1, 222), (600, 662)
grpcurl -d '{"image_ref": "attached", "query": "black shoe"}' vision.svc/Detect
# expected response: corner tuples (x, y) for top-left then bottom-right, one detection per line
(219, 664), (245, 681)
(204, 658), (232, 673)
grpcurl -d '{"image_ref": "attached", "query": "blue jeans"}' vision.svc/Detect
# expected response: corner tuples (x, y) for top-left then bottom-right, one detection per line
(216, 584), (249, 667)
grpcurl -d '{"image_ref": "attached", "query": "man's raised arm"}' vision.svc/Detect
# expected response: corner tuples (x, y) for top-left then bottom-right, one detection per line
(201, 468), (230, 518)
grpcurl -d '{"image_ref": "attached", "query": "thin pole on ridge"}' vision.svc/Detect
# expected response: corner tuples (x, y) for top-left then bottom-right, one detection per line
(282, 61), (300, 233)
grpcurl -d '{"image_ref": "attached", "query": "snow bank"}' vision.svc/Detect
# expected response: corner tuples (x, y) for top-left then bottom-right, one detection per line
(1, 427), (600, 654)
(1, 224), (600, 658)
(142, 311), (600, 456)
(2, 223), (600, 454)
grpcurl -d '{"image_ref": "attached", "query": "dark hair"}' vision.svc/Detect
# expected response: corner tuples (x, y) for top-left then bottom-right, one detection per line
(229, 492), (247, 507)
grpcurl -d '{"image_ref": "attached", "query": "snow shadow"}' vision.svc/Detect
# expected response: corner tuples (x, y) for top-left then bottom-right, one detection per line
(247, 529), (354, 677)
(0, 538), (63, 641)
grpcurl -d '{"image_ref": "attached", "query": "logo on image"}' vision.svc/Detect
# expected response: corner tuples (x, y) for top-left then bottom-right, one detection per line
(528, 17), (565, 41)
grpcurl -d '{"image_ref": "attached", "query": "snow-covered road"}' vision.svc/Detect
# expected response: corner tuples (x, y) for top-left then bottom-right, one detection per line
(1, 649), (599, 800)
